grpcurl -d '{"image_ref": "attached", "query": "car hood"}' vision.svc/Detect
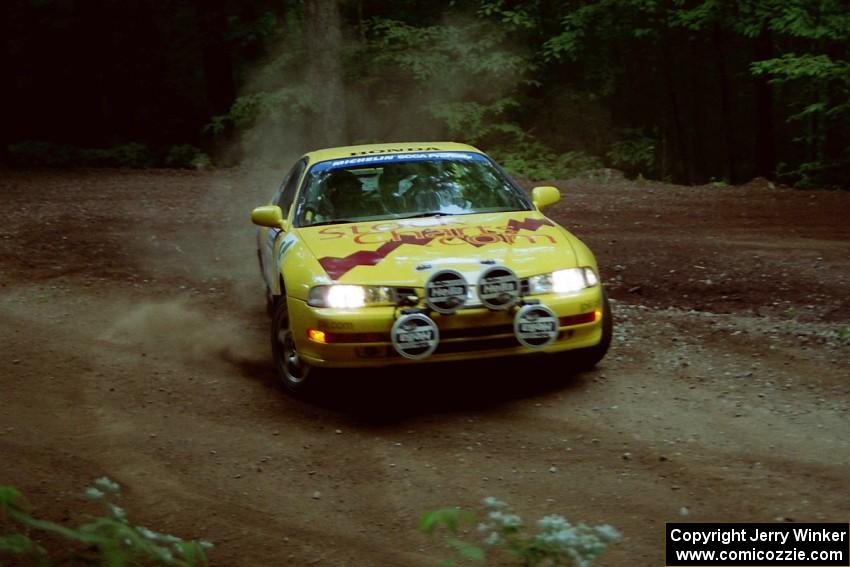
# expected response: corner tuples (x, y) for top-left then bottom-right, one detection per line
(296, 211), (579, 286)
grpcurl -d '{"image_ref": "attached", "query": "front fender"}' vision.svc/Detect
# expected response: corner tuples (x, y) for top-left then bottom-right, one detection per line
(276, 232), (331, 300)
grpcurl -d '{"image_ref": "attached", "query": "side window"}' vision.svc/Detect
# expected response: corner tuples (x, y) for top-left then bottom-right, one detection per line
(275, 158), (307, 217)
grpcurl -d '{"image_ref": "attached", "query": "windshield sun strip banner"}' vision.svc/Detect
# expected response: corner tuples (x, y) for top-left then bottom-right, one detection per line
(310, 151), (489, 173)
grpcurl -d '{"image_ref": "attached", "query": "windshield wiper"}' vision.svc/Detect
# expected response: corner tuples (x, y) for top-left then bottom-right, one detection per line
(394, 211), (461, 220)
(304, 218), (359, 227)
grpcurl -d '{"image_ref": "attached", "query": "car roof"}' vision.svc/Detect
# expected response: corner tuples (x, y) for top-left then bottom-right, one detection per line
(303, 141), (485, 165)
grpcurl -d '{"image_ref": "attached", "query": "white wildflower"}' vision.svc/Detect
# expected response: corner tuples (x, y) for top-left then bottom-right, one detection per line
(85, 487), (104, 500)
(537, 527), (578, 548)
(482, 496), (506, 509)
(503, 514), (522, 528)
(596, 524), (622, 541)
(138, 526), (160, 541)
(488, 510), (523, 528)
(93, 476), (120, 494)
(484, 531), (501, 546)
(108, 503), (126, 520)
(538, 514), (570, 532)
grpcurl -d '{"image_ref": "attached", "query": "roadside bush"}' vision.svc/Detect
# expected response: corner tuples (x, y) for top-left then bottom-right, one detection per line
(421, 497), (620, 566)
(6, 142), (194, 169)
(606, 129), (656, 178)
(109, 143), (154, 168)
(7, 141), (79, 167)
(165, 145), (213, 170)
(490, 141), (603, 181)
(0, 478), (212, 566)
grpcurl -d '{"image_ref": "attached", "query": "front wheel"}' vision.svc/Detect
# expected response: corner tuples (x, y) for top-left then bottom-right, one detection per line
(562, 288), (613, 371)
(271, 295), (314, 394)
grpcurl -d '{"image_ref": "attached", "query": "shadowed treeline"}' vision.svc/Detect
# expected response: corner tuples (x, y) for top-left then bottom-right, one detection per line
(2, 0), (848, 187)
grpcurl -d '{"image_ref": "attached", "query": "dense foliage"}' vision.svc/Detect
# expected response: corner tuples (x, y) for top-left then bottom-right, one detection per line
(3, 0), (848, 186)
(0, 479), (211, 566)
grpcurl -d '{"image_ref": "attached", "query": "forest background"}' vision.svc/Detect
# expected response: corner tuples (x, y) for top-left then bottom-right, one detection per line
(3, 0), (849, 188)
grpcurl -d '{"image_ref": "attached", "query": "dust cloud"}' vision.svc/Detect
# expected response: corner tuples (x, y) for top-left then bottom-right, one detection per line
(218, 10), (531, 165)
(100, 299), (262, 367)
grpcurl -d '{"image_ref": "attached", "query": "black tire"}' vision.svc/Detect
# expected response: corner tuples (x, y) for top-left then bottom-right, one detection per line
(271, 295), (314, 394)
(564, 288), (613, 371)
(264, 285), (275, 317)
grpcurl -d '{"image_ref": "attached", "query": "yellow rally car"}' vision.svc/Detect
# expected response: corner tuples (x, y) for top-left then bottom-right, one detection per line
(251, 142), (611, 393)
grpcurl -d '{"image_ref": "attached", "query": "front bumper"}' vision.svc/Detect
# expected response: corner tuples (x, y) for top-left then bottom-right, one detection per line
(287, 287), (605, 368)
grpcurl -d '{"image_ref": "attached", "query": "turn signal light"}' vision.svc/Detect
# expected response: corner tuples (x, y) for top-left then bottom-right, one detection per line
(307, 329), (327, 344)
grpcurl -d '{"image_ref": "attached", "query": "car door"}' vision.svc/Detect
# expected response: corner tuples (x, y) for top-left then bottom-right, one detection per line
(259, 158), (308, 291)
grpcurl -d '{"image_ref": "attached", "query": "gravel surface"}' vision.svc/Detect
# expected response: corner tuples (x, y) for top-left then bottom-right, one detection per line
(1, 169), (848, 565)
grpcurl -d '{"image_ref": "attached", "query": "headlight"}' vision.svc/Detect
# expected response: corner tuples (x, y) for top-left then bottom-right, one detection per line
(527, 267), (598, 295)
(308, 285), (394, 308)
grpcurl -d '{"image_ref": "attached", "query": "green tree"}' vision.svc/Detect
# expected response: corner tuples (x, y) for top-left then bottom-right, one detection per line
(747, 0), (850, 187)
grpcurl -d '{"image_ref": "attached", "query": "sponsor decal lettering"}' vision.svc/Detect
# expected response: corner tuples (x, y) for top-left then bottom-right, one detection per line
(317, 320), (354, 331)
(349, 146), (441, 156)
(430, 285), (464, 297)
(482, 281), (516, 294)
(399, 330), (434, 343)
(316, 217), (555, 280)
(520, 321), (556, 333)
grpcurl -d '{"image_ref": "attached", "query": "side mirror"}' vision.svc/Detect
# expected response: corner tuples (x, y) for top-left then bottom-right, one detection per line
(531, 186), (560, 211)
(251, 205), (287, 230)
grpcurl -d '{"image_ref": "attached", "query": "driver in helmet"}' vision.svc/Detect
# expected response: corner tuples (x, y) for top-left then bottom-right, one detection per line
(323, 169), (364, 219)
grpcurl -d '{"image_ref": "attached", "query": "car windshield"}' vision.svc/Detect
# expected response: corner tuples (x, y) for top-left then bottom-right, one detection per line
(293, 151), (532, 228)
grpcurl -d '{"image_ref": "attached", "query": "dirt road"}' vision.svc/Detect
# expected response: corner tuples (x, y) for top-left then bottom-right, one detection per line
(1, 169), (848, 565)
